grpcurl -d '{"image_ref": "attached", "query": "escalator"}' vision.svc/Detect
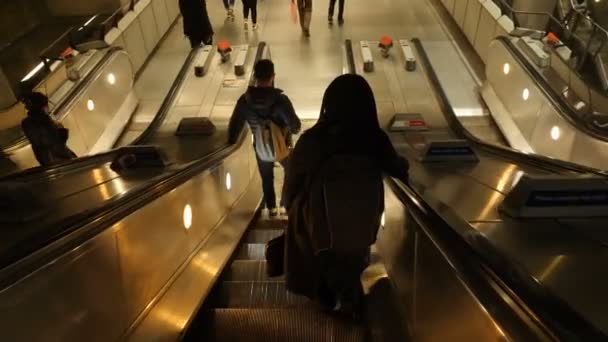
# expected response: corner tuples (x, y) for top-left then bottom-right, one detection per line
(183, 216), (378, 342)
(3, 35), (608, 341)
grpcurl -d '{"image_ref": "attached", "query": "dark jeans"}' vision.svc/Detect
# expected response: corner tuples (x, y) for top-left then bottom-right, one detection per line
(256, 155), (289, 209)
(328, 0), (345, 19)
(242, 0), (258, 23)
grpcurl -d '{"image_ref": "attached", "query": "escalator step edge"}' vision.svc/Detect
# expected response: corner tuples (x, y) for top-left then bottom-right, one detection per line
(195, 308), (367, 342)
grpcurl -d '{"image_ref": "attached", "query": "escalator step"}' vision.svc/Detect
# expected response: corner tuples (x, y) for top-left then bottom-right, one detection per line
(224, 260), (279, 282)
(209, 281), (312, 308)
(252, 218), (287, 231)
(234, 243), (265, 260)
(245, 229), (283, 244)
(197, 308), (367, 342)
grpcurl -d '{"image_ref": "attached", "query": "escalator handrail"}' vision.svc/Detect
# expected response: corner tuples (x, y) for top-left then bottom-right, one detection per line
(345, 39), (356, 75)
(410, 37), (607, 339)
(1, 47), (125, 153)
(130, 47), (200, 145)
(0, 42), (268, 289)
(386, 177), (606, 340)
(495, 36), (608, 143)
(411, 38), (608, 177)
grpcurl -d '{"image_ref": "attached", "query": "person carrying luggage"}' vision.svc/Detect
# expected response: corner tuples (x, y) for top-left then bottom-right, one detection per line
(228, 59), (301, 217)
(21, 92), (77, 167)
(282, 74), (409, 316)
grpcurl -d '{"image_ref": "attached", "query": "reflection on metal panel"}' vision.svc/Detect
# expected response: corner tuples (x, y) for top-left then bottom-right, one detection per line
(0, 139), (258, 341)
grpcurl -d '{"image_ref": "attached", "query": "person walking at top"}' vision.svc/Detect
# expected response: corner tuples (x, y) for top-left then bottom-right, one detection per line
(328, 0), (345, 25)
(223, 0), (236, 20)
(293, 0), (312, 37)
(241, 0), (259, 31)
(179, 0), (214, 48)
(21, 92), (77, 167)
(228, 59), (301, 216)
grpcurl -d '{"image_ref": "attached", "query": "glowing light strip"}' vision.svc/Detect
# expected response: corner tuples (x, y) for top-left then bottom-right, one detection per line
(78, 15), (98, 31)
(21, 62), (45, 82)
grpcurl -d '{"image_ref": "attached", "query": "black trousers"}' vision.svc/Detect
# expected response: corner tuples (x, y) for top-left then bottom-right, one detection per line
(242, 0), (258, 23)
(328, 0), (345, 19)
(257, 155), (289, 209)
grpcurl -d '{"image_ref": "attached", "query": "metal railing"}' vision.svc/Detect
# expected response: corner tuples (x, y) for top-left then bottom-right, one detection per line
(489, 0), (608, 94)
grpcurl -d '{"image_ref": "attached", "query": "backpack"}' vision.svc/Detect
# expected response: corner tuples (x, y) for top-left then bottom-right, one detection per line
(252, 105), (290, 162)
(305, 154), (384, 256)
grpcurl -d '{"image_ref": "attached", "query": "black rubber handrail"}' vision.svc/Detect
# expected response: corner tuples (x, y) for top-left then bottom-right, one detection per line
(411, 38), (608, 177)
(412, 37), (607, 339)
(345, 39), (356, 75)
(496, 36), (608, 143)
(130, 47), (200, 145)
(2, 47), (125, 154)
(0, 42), (268, 288)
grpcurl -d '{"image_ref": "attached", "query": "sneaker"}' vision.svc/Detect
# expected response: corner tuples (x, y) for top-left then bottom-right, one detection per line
(328, 16), (333, 24)
(303, 29), (310, 37)
(252, 23), (258, 31)
(244, 20), (248, 30)
(338, 18), (344, 25)
(269, 208), (279, 217)
(278, 207), (287, 216)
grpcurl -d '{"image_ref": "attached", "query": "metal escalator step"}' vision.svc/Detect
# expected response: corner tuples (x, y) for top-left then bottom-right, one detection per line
(234, 243), (265, 260)
(245, 229), (283, 244)
(210, 281), (312, 308)
(252, 218), (287, 231)
(198, 308), (368, 342)
(224, 260), (281, 281)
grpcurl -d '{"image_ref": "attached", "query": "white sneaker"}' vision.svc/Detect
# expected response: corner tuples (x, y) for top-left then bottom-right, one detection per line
(269, 208), (279, 217)
(252, 23), (258, 31)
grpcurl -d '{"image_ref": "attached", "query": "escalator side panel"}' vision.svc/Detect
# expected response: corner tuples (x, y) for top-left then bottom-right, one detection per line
(378, 186), (544, 341)
(0, 135), (259, 342)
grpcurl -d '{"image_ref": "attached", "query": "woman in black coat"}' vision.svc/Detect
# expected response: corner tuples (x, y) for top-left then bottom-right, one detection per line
(179, 0), (214, 48)
(283, 74), (409, 314)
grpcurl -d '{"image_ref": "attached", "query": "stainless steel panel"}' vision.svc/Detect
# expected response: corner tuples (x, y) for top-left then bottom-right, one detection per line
(414, 230), (508, 341)
(454, 0), (470, 29)
(474, 220), (608, 335)
(126, 175), (262, 341)
(376, 185), (417, 330)
(0, 229), (128, 342)
(463, 0), (483, 44)
(151, 0), (171, 37)
(136, 1), (161, 54)
(474, 7), (498, 63)
(120, 14), (149, 72)
(486, 39), (543, 141)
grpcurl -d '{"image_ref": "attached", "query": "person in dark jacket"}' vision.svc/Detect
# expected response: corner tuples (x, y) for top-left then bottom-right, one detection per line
(21, 92), (76, 167)
(228, 59), (301, 216)
(179, 0), (214, 48)
(283, 74), (409, 314)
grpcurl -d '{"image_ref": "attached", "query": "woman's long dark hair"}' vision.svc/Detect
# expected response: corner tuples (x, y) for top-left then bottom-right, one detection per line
(316, 74), (380, 132)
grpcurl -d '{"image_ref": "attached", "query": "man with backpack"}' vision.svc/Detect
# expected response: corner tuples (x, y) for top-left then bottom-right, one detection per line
(228, 59), (301, 217)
